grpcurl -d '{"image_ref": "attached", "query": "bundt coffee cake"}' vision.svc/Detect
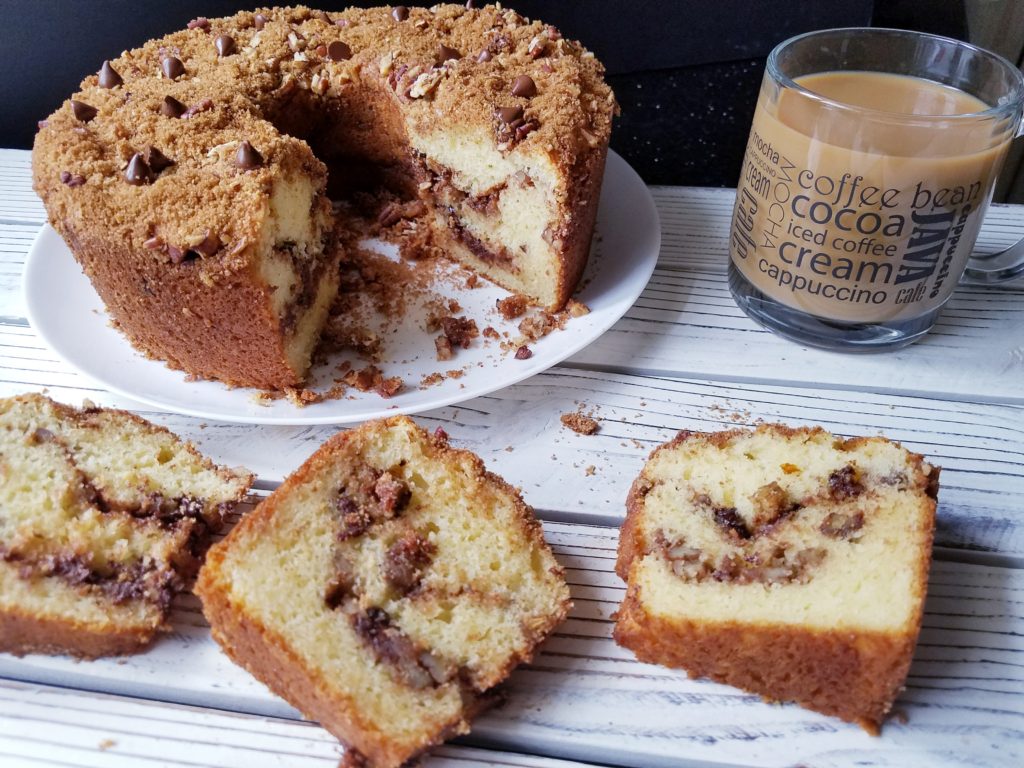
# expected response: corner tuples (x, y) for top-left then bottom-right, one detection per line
(197, 416), (570, 768)
(33, 4), (615, 389)
(614, 424), (939, 733)
(0, 394), (253, 658)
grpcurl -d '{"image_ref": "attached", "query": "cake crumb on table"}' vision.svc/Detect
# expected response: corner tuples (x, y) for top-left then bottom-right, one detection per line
(561, 411), (600, 435)
(98, 739), (116, 751)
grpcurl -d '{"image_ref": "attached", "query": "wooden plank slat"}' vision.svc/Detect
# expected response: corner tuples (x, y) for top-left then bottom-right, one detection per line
(0, 522), (1020, 768)
(0, 327), (1020, 556)
(0, 681), (601, 768)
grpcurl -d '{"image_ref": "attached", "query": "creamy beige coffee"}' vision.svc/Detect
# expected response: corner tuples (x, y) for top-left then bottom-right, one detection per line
(731, 71), (1007, 323)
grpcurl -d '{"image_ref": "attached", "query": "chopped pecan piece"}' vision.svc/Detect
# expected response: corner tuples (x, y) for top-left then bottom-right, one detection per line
(828, 464), (863, 501)
(373, 471), (410, 516)
(820, 511), (865, 540)
(382, 530), (436, 593)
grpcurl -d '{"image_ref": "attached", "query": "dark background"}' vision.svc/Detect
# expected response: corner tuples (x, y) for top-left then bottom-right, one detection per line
(0, 1), (968, 187)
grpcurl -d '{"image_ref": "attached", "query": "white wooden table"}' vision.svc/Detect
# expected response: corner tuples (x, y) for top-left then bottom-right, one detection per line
(0, 147), (1021, 768)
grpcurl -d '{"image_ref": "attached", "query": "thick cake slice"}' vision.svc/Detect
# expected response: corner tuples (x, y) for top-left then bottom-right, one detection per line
(196, 416), (570, 768)
(0, 394), (253, 657)
(614, 424), (939, 733)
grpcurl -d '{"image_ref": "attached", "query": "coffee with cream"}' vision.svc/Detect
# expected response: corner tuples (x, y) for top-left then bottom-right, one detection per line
(731, 70), (1006, 324)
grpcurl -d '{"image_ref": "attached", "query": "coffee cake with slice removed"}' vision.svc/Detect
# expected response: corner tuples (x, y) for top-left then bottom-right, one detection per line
(614, 424), (939, 733)
(196, 416), (570, 768)
(0, 394), (253, 658)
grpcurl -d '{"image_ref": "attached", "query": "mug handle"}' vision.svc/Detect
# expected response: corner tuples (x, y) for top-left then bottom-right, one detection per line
(961, 231), (1024, 284)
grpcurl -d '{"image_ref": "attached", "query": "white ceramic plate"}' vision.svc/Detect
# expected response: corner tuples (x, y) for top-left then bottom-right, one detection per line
(25, 150), (659, 425)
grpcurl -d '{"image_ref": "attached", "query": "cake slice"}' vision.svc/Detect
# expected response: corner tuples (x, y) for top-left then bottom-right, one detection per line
(0, 393), (253, 657)
(614, 424), (939, 733)
(196, 416), (570, 768)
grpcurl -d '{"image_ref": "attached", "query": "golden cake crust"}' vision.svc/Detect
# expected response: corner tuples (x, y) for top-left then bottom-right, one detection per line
(614, 423), (940, 733)
(0, 604), (156, 659)
(33, 5), (615, 387)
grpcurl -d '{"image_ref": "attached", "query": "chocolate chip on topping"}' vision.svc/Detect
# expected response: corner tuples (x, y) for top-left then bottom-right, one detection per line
(187, 17), (210, 31)
(391, 5), (409, 21)
(253, 12), (267, 30)
(477, 49), (492, 63)
(326, 40), (352, 61)
(235, 140), (263, 170)
(160, 95), (186, 118)
(124, 153), (153, 186)
(161, 56), (185, 80)
(466, 0), (478, 7)
(215, 35), (236, 57)
(437, 44), (461, 63)
(143, 146), (174, 173)
(498, 105), (524, 124)
(511, 74), (537, 98)
(97, 60), (123, 88)
(70, 100), (97, 123)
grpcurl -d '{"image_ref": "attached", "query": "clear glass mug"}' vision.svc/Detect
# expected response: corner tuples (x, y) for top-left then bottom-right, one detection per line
(728, 28), (1024, 351)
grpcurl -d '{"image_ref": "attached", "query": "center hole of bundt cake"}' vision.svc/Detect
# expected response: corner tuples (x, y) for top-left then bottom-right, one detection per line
(265, 77), (421, 202)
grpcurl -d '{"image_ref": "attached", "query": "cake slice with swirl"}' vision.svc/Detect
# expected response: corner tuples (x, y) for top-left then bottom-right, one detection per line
(614, 424), (939, 733)
(0, 394), (253, 657)
(196, 416), (569, 768)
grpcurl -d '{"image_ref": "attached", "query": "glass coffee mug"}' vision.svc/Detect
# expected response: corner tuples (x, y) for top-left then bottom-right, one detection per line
(728, 28), (1024, 351)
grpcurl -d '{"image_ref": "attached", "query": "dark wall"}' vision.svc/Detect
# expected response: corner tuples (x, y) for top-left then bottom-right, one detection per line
(1, 1), (966, 187)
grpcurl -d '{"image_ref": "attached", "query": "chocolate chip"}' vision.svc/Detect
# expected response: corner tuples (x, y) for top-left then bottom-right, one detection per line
(498, 105), (523, 124)
(187, 17), (210, 31)
(215, 35), (236, 57)
(124, 153), (153, 186)
(315, 10), (332, 23)
(466, 0), (478, 7)
(392, 5), (409, 21)
(59, 171), (86, 188)
(253, 12), (267, 30)
(437, 44), (461, 63)
(98, 60), (123, 88)
(477, 49), (492, 63)
(327, 40), (352, 61)
(160, 95), (186, 118)
(511, 74), (537, 98)
(515, 345), (532, 359)
(161, 56), (185, 80)
(143, 146), (174, 173)
(70, 100), (97, 123)
(235, 140), (263, 170)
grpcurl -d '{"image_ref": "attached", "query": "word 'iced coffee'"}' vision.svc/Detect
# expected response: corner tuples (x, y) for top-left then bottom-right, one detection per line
(730, 71), (1004, 323)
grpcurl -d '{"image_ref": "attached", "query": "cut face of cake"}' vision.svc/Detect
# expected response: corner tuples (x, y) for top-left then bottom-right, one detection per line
(196, 416), (570, 768)
(614, 424), (939, 733)
(0, 394), (253, 657)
